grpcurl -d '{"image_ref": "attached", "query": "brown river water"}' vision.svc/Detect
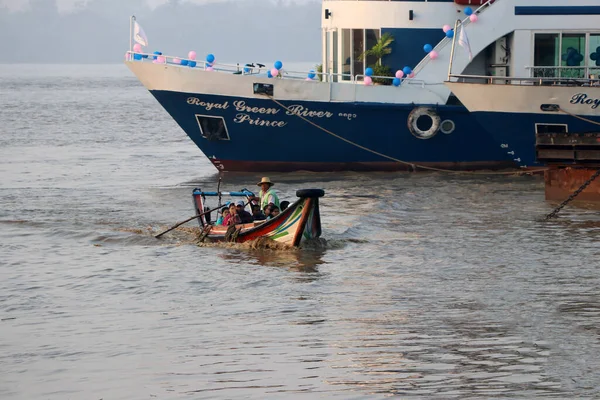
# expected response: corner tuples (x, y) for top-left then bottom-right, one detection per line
(1, 64), (600, 399)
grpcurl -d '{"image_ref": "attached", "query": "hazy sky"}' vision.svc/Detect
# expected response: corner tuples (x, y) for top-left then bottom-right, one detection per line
(0, 0), (321, 63)
(2, 0), (314, 13)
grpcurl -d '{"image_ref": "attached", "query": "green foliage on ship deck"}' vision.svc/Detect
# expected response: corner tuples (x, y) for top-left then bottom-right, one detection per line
(358, 33), (395, 62)
(369, 64), (393, 85)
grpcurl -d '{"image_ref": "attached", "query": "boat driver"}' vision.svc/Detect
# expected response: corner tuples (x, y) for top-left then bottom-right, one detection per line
(250, 177), (280, 212)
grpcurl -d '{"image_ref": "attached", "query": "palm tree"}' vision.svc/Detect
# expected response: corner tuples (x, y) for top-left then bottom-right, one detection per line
(358, 33), (395, 64)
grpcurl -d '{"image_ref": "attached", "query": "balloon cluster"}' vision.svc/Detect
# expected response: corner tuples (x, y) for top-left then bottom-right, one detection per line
(465, 7), (478, 22)
(206, 53), (216, 71)
(423, 43), (438, 60)
(152, 51), (166, 64)
(562, 47), (584, 67)
(132, 43), (147, 60)
(187, 51), (197, 67)
(363, 67), (374, 85)
(269, 60), (283, 78)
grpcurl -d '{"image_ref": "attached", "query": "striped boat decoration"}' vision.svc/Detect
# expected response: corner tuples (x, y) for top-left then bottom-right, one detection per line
(193, 189), (324, 247)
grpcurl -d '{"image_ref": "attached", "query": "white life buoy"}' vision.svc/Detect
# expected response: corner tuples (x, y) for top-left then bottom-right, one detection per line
(407, 107), (441, 140)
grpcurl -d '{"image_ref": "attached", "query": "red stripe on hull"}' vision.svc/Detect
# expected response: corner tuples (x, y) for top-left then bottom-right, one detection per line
(209, 159), (518, 173)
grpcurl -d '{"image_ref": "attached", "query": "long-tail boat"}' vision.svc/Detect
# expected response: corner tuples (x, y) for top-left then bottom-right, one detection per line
(192, 188), (324, 246)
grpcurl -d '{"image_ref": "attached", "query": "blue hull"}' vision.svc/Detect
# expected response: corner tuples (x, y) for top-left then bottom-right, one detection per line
(150, 90), (516, 172)
(469, 111), (600, 168)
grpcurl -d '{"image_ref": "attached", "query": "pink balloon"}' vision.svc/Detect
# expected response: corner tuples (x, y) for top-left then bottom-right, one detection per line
(270, 68), (279, 77)
(470, 14), (478, 22)
(133, 43), (142, 53)
(124, 52), (129, 60)
(188, 51), (197, 60)
(429, 51), (439, 60)
(364, 76), (373, 86)
(156, 56), (165, 63)
(305, 77), (313, 81)
(443, 25), (452, 33)
(408, 72), (415, 78)
(207, 66), (214, 71)
(395, 70), (404, 79)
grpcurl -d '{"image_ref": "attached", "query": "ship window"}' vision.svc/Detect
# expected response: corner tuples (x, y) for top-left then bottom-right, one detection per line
(561, 34), (585, 78)
(589, 34), (600, 78)
(535, 123), (568, 134)
(533, 32), (598, 79)
(195, 115), (230, 141)
(352, 29), (364, 81)
(332, 30), (339, 82)
(534, 33), (559, 68)
(342, 29), (351, 80)
(366, 29), (380, 68)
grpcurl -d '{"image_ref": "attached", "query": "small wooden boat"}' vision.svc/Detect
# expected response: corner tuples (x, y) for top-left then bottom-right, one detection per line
(192, 188), (324, 246)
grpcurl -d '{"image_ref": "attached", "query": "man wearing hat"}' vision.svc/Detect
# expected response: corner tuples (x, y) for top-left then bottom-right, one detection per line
(255, 177), (280, 211)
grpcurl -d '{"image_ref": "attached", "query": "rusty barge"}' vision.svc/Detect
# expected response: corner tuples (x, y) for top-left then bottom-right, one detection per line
(536, 132), (600, 205)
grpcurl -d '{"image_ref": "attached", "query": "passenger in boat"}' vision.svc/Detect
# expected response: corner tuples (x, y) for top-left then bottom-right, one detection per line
(251, 204), (266, 221)
(236, 201), (253, 223)
(280, 201), (289, 211)
(223, 203), (241, 226)
(269, 205), (280, 219)
(251, 177), (280, 211)
(215, 207), (229, 226)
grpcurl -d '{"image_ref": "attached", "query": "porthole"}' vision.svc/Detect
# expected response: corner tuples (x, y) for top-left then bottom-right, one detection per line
(440, 119), (455, 134)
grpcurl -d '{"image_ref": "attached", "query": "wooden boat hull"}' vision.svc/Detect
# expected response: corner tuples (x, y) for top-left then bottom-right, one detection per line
(192, 189), (323, 247)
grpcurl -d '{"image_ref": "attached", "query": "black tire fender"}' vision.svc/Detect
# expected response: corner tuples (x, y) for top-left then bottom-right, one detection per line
(296, 189), (325, 198)
(407, 107), (441, 140)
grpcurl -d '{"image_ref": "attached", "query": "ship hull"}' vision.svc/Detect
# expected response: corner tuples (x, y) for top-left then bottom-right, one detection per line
(130, 62), (515, 172)
(446, 82), (600, 168)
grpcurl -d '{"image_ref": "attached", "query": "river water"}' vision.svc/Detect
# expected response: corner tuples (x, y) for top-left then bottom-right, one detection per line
(1, 64), (600, 399)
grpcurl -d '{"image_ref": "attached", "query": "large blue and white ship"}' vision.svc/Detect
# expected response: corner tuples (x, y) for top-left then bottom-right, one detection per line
(126, 0), (517, 172)
(445, 0), (600, 168)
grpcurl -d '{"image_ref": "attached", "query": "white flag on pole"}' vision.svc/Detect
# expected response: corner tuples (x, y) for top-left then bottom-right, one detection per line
(458, 25), (472, 61)
(134, 21), (148, 47)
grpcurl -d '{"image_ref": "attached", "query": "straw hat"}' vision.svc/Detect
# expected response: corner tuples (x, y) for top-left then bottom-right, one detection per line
(257, 177), (274, 187)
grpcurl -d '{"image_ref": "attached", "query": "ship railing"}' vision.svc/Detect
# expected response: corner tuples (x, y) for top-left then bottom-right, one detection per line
(127, 51), (431, 88)
(126, 51), (360, 82)
(526, 66), (600, 81)
(354, 74), (426, 88)
(413, 0), (497, 75)
(448, 73), (600, 87)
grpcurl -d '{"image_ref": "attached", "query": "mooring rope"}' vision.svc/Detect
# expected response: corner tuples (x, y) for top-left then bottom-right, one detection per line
(263, 94), (547, 175)
(558, 107), (600, 127)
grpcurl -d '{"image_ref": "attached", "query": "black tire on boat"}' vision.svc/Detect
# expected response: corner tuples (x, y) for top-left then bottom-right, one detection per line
(296, 189), (325, 198)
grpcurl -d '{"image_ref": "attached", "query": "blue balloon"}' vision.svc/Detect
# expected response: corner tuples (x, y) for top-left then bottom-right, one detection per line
(393, 77), (401, 87)
(464, 7), (473, 16)
(424, 44), (433, 53)
(189, 61), (197, 68)
(206, 53), (215, 63)
(267, 70), (273, 78)
(365, 67), (374, 77)
(308, 69), (316, 79)
(446, 30), (454, 39)
(181, 59), (188, 66)
(141, 54), (148, 59)
(274, 60), (283, 70)
(133, 53), (142, 60)
(153, 51), (161, 60)
(244, 66), (251, 73)
(403, 66), (412, 75)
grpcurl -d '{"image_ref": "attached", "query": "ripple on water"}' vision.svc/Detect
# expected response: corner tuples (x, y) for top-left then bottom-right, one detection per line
(1, 65), (599, 399)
